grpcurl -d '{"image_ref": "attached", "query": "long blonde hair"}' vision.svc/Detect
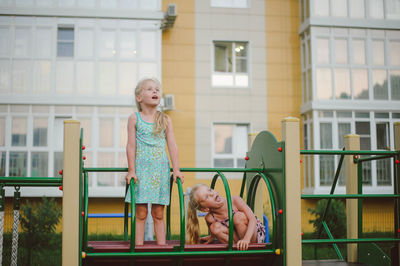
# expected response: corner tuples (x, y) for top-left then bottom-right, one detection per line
(186, 184), (207, 244)
(135, 77), (167, 134)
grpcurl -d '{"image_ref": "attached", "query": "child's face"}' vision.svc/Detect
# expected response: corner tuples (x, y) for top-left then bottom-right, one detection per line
(195, 185), (224, 211)
(137, 80), (161, 107)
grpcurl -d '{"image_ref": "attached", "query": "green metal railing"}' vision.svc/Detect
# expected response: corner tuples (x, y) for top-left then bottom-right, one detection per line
(81, 167), (280, 261)
(300, 149), (400, 261)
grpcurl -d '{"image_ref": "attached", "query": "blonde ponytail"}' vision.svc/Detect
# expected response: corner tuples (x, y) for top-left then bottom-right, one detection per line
(186, 184), (206, 244)
(134, 77), (167, 135)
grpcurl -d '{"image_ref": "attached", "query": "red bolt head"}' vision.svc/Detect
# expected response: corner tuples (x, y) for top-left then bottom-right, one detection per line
(354, 155), (359, 159)
(82, 211), (84, 217)
(59, 186), (62, 191)
(278, 147), (282, 152)
(82, 145), (86, 150)
(83, 156), (86, 160)
(278, 209), (283, 214)
(245, 156), (249, 161)
(396, 160), (399, 164)
(301, 232), (304, 236)
(59, 170), (63, 175)
(398, 228), (400, 233)
(300, 159), (303, 163)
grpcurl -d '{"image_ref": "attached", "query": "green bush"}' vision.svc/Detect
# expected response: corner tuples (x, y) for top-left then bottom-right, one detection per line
(308, 199), (346, 238)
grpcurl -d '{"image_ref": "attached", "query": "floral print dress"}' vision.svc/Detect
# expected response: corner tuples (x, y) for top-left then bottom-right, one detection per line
(125, 112), (171, 205)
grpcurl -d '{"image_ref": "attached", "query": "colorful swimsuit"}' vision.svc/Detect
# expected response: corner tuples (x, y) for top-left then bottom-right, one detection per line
(211, 209), (266, 243)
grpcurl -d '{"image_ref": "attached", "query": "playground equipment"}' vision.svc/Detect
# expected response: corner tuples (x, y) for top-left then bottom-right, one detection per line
(0, 118), (399, 266)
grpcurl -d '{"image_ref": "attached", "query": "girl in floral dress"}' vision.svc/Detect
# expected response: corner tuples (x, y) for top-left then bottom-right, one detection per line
(125, 78), (184, 245)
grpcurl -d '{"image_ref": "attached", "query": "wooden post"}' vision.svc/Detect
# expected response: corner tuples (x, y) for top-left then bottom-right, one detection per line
(248, 132), (263, 220)
(62, 120), (81, 266)
(344, 134), (360, 263)
(282, 117), (301, 266)
(394, 122), (400, 266)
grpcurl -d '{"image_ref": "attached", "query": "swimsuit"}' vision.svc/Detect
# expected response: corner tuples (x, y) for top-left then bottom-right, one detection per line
(211, 209), (266, 243)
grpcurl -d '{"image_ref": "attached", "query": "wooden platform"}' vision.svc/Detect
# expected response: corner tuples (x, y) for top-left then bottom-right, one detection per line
(85, 240), (277, 266)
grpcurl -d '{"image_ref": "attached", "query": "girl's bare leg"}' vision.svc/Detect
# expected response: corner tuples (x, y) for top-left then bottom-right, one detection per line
(151, 204), (166, 245)
(135, 204), (148, 245)
(209, 222), (239, 243)
(233, 211), (257, 242)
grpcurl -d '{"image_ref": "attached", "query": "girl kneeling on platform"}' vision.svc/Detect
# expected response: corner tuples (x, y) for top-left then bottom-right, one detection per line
(186, 184), (265, 250)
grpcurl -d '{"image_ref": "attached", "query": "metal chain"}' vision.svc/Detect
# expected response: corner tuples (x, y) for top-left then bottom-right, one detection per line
(11, 210), (19, 266)
(0, 211), (4, 266)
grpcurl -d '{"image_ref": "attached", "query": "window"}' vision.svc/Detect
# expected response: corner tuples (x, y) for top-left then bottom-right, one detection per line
(212, 41), (249, 87)
(211, 0), (249, 8)
(57, 27), (74, 57)
(213, 124), (248, 168)
(376, 122), (391, 185)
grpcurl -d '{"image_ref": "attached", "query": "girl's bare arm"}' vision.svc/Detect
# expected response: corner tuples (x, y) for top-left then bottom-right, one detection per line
(165, 115), (184, 182)
(125, 114), (137, 184)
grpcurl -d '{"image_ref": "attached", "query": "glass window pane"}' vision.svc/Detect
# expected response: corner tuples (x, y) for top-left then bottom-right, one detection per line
(57, 42), (74, 57)
(349, 0), (365, 18)
(372, 69), (388, 100)
(391, 70), (400, 100)
(386, 0), (400, 19)
(99, 62), (116, 95)
(369, 0), (384, 18)
(119, 62), (137, 95)
(9, 151), (27, 176)
(236, 158), (245, 168)
(33, 60), (51, 94)
(12, 117), (27, 146)
(0, 27), (10, 57)
(31, 152), (48, 177)
(139, 63), (157, 78)
(355, 112), (370, 118)
(352, 39), (366, 64)
(319, 155), (334, 186)
(58, 27), (74, 41)
(97, 152), (115, 186)
(317, 38), (330, 64)
(214, 158), (234, 168)
(215, 42), (232, 72)
(120, 30), (136, 59)
(334, 39), (348, 64)
(235, 42), (247, 57)
(77, 29), (94, 57)
(99, 29), (116, 58)
(33, 118), (48, 146)
(320, 123), (332, 149)
(57, 28), (74, 57)
(377, 158), (391, 185)
(375, 112), (389, 118)
(0, 118), (4, 146)
(332, 0), (347, 17)
(372, 40), (385, 65)
(390, 41), (400, 66)
(236, 59), (247, 73)
(353, 69), (369, 99)
(316, 68), (332, 99)
(376, 123), (389, 149)
(0, 60), (10, 93)
(337, 111), (352, 118)
(338, 123), (351, 148)
(140, 31), (156, 59)
(118, 152), (127, 186)
(54, 152), (63, 177)
(234, 125), (248, 158)
(76, 61), (94, 95)
(56, 61), (73, 94)
(35, 28), (52, 58)
(307, 69), (312, 101)
(12, 60), (31, 93)
(14, 27), (31, 57)
(0, 152), (5, 176)
(214, 124), (233, 154)
(79, 118), (91, 147)
(99, 118), (114, 147)
(335, 68), (351, 99)
(120, 118), (128, 148)
(315, 0), (330, 16)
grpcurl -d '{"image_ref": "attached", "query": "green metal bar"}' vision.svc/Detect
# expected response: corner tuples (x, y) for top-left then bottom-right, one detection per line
(357, 162), (363, 239)
(130, 178), (135, 252)
(176, 178), (185, 251)
(0, 183), (61, 187)
(83, 171), (89, 251)
(281, 143), (286, 266)
(239, 172), (246, 198)
(303, 238), (400, 244)
(210, 172), (233, 251)
(85, 249), (276, 258)
(83, 168), (274, 173)
(124, 184), (129, 241)
(79, 128), (83, 266)
(0, 177), (62, 183)
(322, 221), (344, 260)
(302, 194), (400, 199)
(166, 174), (173, 240)
(300, 150), (399, 155)
(355, 154), (394, 163)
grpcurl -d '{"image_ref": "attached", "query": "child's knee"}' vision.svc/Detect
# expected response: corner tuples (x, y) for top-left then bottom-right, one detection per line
(233, 211), (248, 225)
(210, 222), (224, 234)
(151, 207), (164, 221)
(136, 208), (148, 220)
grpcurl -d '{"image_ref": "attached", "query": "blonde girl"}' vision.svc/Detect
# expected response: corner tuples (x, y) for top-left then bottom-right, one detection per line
(187, 184), (265, 250)
(125, 77), (184, 245)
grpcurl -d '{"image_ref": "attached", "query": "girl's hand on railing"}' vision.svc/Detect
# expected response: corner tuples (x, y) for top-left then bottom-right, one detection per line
(236, 239), (250, 250)
(200, 235), (214, 244)
(173, 170), (184, 184)
(125, 171), (138, 184)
